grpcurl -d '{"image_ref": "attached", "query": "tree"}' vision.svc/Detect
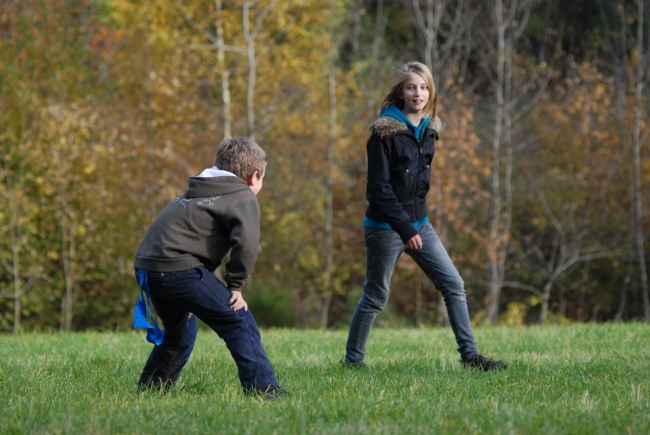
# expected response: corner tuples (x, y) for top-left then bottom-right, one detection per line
(508, 59), (629, 322)
(320, 0), (339, 329)
(0, 90), (41, 333)
(477, 0), (553, 324)
(599, 0), (650, 320)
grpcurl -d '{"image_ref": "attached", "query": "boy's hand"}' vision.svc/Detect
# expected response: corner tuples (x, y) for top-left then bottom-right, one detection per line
(406, 234), (423, 250)
(228, 291), (248, 311)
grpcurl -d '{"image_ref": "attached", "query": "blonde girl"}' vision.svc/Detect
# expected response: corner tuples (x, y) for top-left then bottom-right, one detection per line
(343, 62), (506, 371)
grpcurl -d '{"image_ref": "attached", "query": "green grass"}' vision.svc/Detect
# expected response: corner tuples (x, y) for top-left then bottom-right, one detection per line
(1, 324), (649, 434)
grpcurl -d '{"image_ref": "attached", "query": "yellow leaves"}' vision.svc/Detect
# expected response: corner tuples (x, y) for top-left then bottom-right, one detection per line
(500, 296), (540, 326)
(297, 244), (320, 271)
(500, 302), (528, 325)
(83, 163), (96, 175)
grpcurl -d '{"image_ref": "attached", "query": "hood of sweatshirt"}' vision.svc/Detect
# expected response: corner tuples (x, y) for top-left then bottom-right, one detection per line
(184, 176), (250, 198)
(196, 166), (237, 178)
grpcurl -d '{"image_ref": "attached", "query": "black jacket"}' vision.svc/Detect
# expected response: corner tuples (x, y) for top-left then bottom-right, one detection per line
(365, 115), (442, 243)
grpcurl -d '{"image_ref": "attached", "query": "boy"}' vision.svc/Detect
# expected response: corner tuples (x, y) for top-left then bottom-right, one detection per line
(133, 137), (289, 400)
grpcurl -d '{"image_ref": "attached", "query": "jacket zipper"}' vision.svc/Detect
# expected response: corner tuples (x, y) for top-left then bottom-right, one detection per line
(408, 133), (425, 207)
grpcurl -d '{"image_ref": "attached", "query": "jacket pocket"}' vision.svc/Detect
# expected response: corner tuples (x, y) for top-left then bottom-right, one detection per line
(391, 168), (415, 202)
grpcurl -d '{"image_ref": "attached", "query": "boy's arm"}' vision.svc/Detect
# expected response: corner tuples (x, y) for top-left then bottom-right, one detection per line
(224, 196), (262, 293)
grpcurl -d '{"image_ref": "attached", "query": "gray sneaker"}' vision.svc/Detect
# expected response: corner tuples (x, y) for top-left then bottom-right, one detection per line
(462, 354), (507, 371)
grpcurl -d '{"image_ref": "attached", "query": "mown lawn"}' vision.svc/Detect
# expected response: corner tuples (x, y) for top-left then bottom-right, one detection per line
(1, 323), (649, 434)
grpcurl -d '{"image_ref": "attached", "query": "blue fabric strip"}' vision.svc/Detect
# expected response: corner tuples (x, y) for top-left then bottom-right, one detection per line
(133, 269), (163, 345)
(363, 216), (429, 229)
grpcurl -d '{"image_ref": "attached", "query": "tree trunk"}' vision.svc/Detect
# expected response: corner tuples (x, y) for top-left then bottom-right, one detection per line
(321, 0), (337, 330)
(540, 282), (552, 322)
(145, 0), (156, 220)
(12, 247), (21, 333)
(632, 0), (648, 320)
(486, 0), (535, 324)
(243, 0), (255, 140)
(486, 0), (506, 324)
(60, 192), (76, 332)
(438, 293), (449, 326)
(215, 0), (231, 138)
(614, 275), (629, 322)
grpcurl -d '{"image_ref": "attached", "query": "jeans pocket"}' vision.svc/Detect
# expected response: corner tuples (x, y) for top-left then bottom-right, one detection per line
(365, 228), (401, 256)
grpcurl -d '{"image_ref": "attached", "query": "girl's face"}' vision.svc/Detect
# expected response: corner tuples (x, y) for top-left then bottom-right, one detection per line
(399, 73), (429, 117)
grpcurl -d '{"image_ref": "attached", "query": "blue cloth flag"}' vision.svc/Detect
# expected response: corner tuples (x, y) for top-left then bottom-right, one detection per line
(133, 269), (163, 345)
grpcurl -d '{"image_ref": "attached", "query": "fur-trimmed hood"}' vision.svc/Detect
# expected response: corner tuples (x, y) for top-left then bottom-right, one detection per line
(369, 115), (442, 139)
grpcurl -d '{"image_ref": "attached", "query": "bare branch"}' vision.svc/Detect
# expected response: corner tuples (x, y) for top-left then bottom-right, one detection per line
(523, 166), (562, 232)
(188, 43), (247, 55)
(501, 280), (543, 297)
(252, 0), (280, 37)
(1, 255), (13, 274)
(511, 71), (551, 123)
(176, 0), (218, 45)
(20, 275), (38, 296)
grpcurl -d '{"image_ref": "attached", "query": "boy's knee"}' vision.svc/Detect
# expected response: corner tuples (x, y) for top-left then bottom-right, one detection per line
(161, 331), (184, 349)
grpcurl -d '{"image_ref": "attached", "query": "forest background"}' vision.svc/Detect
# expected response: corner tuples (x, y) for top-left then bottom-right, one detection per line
(1, 0), (649, 333)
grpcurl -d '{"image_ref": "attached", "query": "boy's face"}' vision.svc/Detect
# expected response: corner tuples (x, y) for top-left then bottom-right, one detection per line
(247, 170), (264, 196)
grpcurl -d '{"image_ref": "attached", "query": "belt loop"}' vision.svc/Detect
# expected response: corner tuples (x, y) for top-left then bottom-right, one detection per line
(198, 267), (204, 282)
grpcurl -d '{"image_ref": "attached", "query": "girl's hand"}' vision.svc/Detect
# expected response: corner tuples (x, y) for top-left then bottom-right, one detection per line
(406, 234), (423, 250)
(228, 291), (249, 311)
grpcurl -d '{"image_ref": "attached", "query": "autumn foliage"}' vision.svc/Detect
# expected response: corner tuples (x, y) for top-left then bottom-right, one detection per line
(1, 0), (649, 331)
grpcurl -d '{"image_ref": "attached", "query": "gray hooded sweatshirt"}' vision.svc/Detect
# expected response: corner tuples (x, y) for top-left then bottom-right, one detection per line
(134, 176), (260, 292)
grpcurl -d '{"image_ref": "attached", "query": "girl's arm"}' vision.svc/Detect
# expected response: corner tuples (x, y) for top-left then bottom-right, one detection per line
(366, 135), (419, 243)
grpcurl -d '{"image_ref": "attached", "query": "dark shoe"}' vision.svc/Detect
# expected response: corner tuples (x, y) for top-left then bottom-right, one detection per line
(259, 385), (291, 401)
(339, 358), (373, 370)
(137, 377), (172, 392)
(462, 354), (507, 372)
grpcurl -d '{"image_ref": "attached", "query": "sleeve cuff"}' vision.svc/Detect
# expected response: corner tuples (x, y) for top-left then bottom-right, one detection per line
(392, 220), (418, 243)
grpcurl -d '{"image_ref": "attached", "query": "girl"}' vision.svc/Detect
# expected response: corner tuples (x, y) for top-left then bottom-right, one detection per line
(344, 62), (506, 371)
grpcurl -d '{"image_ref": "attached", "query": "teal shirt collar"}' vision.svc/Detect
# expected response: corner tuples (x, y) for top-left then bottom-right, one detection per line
(379, 104), (430, 140)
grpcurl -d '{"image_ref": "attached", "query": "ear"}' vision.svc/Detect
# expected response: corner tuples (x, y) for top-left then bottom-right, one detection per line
(246, 170), (258, 187)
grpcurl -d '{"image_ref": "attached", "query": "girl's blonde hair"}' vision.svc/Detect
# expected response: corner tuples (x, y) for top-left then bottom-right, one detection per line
(381, 62), (437, 118)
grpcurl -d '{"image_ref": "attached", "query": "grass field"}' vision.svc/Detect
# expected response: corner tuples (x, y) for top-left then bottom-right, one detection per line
(1, 323), (649, 434)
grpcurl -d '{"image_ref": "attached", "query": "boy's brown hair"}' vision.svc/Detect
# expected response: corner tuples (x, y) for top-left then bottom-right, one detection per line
(215, 137), (267, 180)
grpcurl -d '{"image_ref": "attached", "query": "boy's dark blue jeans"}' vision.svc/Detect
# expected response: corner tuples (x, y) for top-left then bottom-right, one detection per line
(138, 266), (278, 392)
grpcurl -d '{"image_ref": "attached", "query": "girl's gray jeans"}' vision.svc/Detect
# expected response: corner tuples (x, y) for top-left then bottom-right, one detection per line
(345, 222), (479, 363)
